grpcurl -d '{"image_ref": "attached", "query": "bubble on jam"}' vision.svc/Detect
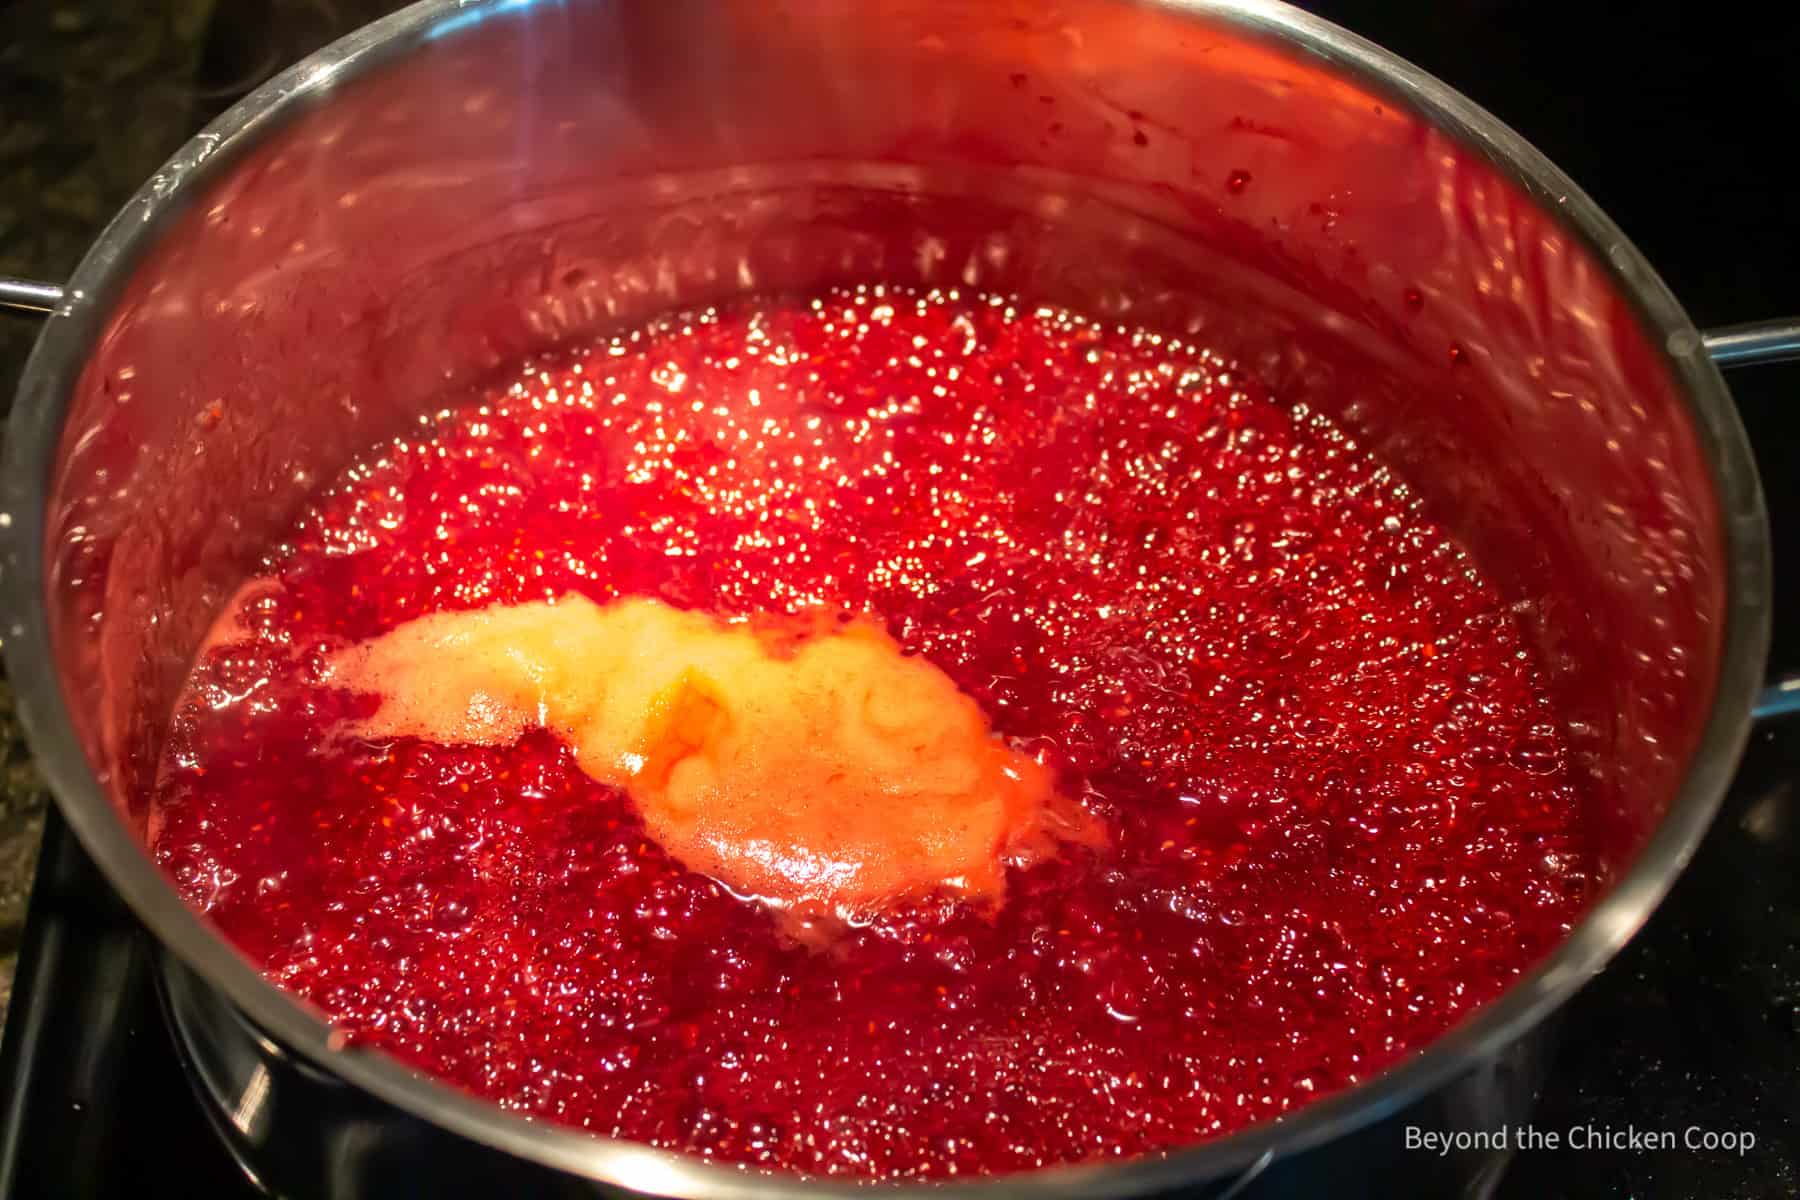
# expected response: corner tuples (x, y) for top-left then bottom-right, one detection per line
(152, 285), (1592, 1179)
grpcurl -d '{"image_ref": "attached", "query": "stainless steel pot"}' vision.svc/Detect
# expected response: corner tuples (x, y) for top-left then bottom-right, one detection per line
(1, 1), (1795, 1196)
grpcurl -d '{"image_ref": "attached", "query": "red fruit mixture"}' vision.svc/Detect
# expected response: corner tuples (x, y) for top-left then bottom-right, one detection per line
(151, 286), (1591, 1179)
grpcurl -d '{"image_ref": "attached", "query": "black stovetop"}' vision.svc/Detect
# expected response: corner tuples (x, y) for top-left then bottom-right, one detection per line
(1, 3), (1796, 1198)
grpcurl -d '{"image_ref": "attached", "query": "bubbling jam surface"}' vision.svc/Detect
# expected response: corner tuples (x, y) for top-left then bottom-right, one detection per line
(153, 286), (1591, 1179)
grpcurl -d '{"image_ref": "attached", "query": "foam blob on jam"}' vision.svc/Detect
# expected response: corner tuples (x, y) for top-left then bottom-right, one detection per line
(327, 594), (1085, 915)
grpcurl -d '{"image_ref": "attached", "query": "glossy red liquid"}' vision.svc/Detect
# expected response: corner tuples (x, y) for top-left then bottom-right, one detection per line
(152, 287), (1591, 1179)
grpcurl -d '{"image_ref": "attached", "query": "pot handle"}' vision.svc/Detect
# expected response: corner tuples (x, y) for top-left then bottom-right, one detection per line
(12, 268), (1797, 354)
(1704, 319), (1800, 367)
(0, 275), (65, 316)
(1705, 318), (1800, 720)
(10, 269), (1800, 353)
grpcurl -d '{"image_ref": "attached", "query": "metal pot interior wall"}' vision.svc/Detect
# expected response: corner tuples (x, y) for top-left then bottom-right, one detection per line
(41, 0), (1720, 912)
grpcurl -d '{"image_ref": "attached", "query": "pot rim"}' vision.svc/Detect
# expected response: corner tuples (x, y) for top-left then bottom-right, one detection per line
(0, 0), (1771, 1195)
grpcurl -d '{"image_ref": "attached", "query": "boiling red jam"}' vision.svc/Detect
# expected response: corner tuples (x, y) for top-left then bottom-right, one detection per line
(152, 286), (1591, 1179)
